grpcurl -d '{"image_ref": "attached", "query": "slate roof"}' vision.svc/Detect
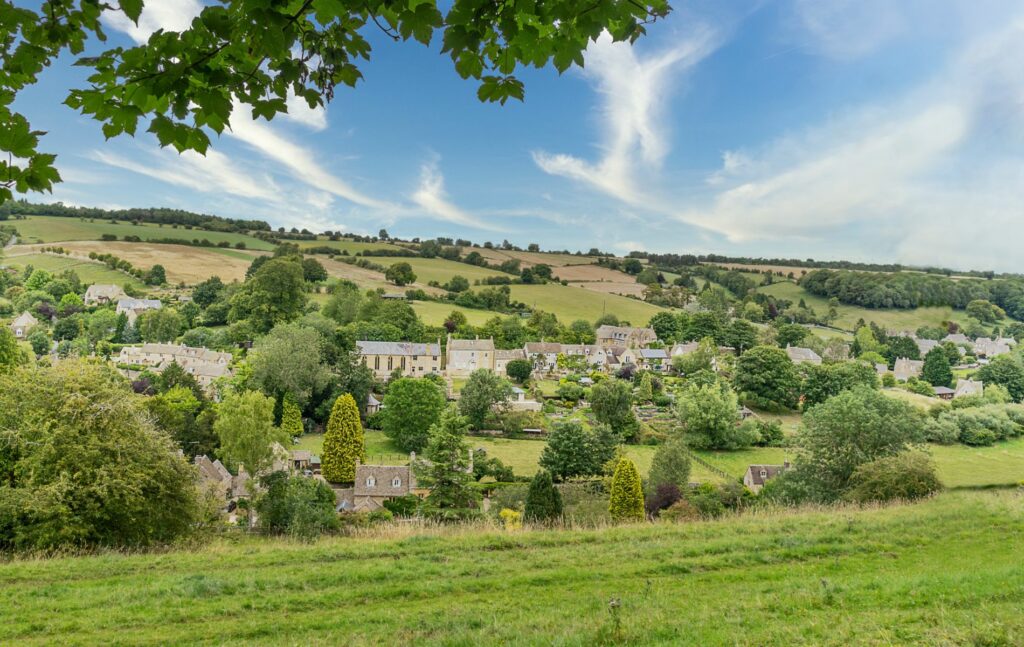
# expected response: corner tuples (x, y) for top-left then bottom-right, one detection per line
(745, 464), (785, 487)
(354, 464), (415, 497)
(356, 340), (441, 356)
(785, 346), (822, 363)
(954, 379), (983, 398)
(639, 348), (669, 359)
(495, 349), (526, 360)
(117, 298), (162, 311)
(10, 311), (38, 328)
(84, 284), (126, 301)
(524, 342), (563, 354)
(447, 337), (495, 351)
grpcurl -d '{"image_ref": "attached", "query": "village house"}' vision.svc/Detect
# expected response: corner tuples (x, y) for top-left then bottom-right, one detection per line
(9, 311), (38, 338)
(116, 297), (162, 324)
(117, 343), (233, 389)
(494, 348), (526, 375)
(366, 394), (382, 416)
(595, 324), (657, 349)
(524, 342), (562, 373)
(336, 457), (427, 512)
(560, 344), (609, 370)
(954, 379), (983, 398)
(933, 386), (955, 400)
(636, 348), (670, 372)
(942, 333), (971, 345)
(743, 462), (789, 494)
(785, 345), (822, 365)
(893, 357), (924, 381)
(445, 336), (495, 377)
(972, 337), (1012, 358)
(356, 340), (442, 379)
(915, 338), (939, 356)
(84, 283), (126, 306)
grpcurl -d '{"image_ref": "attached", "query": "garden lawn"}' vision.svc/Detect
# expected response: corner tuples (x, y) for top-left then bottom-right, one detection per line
(0, 491), (1020, 645)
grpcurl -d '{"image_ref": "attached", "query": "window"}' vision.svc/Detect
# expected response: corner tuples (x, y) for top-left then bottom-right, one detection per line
(387, 356), (393, 370)
(392, 478), (402, 487)
(366, 477), (376, 488)
(759, 470), (767, 478)
(374, 356), (380, 370)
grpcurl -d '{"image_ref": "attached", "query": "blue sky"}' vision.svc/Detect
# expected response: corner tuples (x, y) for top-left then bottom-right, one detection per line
(15, 0), (1024, 271)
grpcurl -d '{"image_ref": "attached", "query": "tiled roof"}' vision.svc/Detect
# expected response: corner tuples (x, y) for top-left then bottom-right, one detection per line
(745, 464), (785, 487)
(356, 340), (441, 356)
(354, 464), (415, 497)
(639, 348), (669, 359)
(524, 342), (562, 354)
(448, 337), (495, 351)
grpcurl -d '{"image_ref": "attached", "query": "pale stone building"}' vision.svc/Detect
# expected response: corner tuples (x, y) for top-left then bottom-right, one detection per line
(445, 336), (495, 377)
(595, 325), (657, 349)
(9, 311), (38, 338)
(356, 340), (442, 379)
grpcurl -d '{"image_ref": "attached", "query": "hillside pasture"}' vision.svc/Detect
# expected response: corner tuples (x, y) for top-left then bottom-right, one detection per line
(10, 215), (274, 250)
(410, 301), (502, 327)
(509, 283), (667, 325)
(0, 491), (1020, 645)
(552, 264), (647, 297)
(0, 252), (144, 290)
(756, 281), (980, 332)
(13, 242), (257, 284)
(469, 246), (595, 268)
(295, 238), (410, 254)
(361, 256), (511, 286)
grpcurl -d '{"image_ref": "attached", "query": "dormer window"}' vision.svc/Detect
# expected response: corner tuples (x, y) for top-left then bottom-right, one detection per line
(759, 470), (767, 478)
(366, 477), (376, 488)
(392, 478), (402, 487)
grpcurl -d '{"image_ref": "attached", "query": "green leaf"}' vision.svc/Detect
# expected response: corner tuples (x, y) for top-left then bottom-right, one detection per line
(119, 0), (144, 24)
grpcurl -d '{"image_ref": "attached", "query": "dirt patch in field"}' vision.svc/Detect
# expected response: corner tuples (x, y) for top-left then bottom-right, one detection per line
(17, 242), (259, 284)
(323, 259), (446, 296)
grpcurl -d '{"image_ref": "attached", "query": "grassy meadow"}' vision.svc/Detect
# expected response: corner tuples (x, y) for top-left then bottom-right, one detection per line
(509, 283), (667, 324)
(293, 429), (1021, 489)
(362, 256), (511, 285)
(10, 215), (274, 250)
(0, 491), (1020, 645)
(0, 253), (144, 290)
(756, 281), (979, 332)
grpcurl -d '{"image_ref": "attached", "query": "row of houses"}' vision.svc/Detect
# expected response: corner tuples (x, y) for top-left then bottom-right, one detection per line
(900, 332), (1017, 359)
(117, 342), (233, 389)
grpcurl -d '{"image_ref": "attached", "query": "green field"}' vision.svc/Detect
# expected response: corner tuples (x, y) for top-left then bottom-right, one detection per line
(362, 256), (510, 285)
(756, 281), (981, 332)
(1, 253), (144, 290)
(0, 491), (1020, 645)
(296, 238), (410, 254)
(10, 215), (274, 250)
(509, 283), (667, 325)
(294, 428), (1022, 488)
(411, 301), (502, 326)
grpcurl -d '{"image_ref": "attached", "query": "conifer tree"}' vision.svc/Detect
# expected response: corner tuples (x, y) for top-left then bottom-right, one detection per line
(280, 397), (304, 438)
(321, 394), (364, 483)
(524, 470), (563, 523)
(922, 347), (953, 388)
(608, 458), (645, 522)
(636, 372), (654, 403)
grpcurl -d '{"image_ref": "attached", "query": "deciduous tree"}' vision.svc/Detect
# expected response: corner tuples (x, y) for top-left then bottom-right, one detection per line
(381, 378), (447, 452)
(214, 390), (286, 476)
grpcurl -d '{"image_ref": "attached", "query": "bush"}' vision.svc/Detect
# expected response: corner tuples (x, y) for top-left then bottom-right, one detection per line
(524, 470), (563, 523)
(645, 483), (682, 516)
(367, 509), (394, 524)
(659, 498), (701, 522)
(749, 419), (784, 447)
(382, 494), (421, 517)
(687, 483), (726, 519)
(924, 416), (960, 445)
(256, 472), (339, 541)
(844, 452), (942, 504)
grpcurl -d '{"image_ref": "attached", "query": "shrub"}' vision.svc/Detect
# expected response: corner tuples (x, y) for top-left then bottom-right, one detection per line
(647, 436), (691, 491)
(499, 508), (522, 531)
(524, 470), (563, 523)
(608, 458), (644, 522)
(659, 498), (700, 522)
(367, 509), (394, 524)
(924, 416), (960, 445)
(750, 419), (785, 446)
(645, 483), (682, 516)
(687, 483), (726, 519)
(256, 472), (339, 541)
(382, 494), (422, 518)
(844, 452), (942, 504)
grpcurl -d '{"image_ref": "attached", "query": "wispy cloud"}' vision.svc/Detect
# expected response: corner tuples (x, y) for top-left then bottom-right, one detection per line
(91, 148), (282, 203)
(788, 0), (906, 60)
(102, 0), (201, 44)
(533, 27), (719, 203)
(411, 158), (504, 231)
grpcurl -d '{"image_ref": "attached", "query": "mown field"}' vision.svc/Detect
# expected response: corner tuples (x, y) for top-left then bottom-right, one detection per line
(509, 284), (667, 324)
(756, 281), (981, 332)
(410, 301), (502, 327)
(296, 238), (410, 254)
(295, 430), (1023, 489)
(0, 253), (144, 290)
(10, 215), (275, 250)
(362, 256), (511, 285)
(0, 491), (1020, 645)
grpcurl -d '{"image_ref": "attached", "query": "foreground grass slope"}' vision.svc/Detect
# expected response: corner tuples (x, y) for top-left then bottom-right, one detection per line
(0, 491), (1020, 645)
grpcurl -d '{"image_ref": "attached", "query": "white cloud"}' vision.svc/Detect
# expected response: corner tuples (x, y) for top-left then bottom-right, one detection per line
(411, 159), (504, 231)
(91, 148), (282, 203)
(103, 0), (202, 44)
(283, 92), (328, 131)
(789, 0), (905, 60)
(533, 27), (718, 203)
